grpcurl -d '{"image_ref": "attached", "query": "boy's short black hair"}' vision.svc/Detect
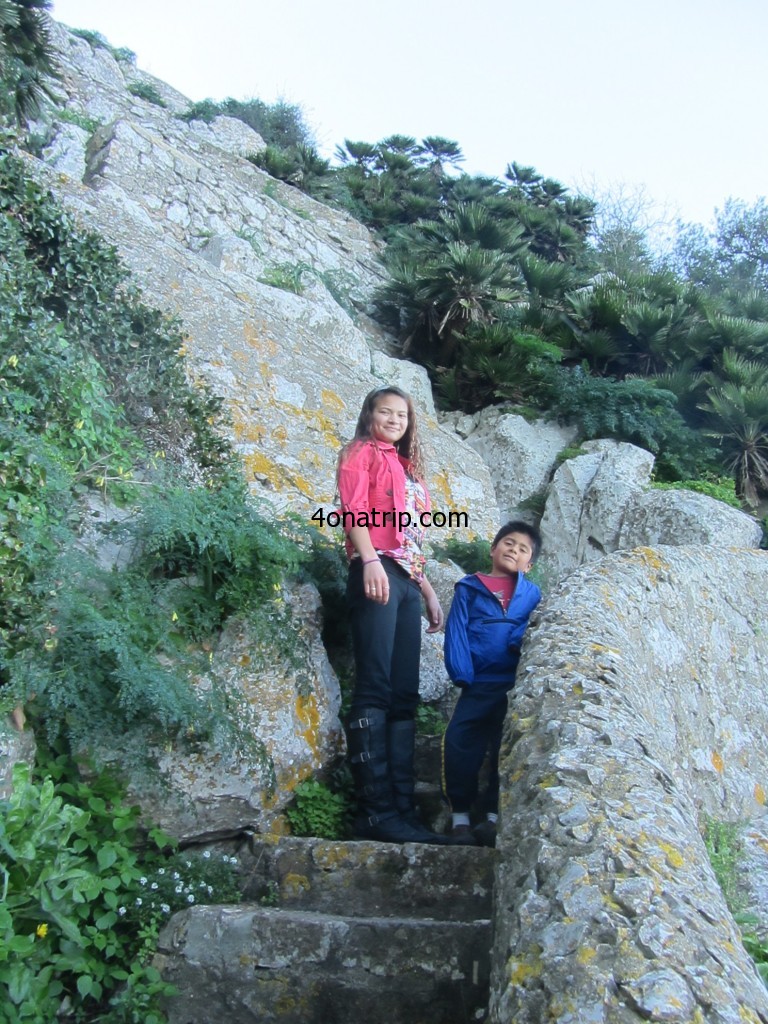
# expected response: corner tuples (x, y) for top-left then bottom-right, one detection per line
(491, 520), (542, 562)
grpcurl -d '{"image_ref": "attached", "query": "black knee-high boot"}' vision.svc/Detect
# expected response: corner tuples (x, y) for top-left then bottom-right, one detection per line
(388, 718), (423, 826)
(347, 709), (449, 845)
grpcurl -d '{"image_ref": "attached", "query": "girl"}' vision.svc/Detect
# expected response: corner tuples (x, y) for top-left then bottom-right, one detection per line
(337, 386), (448, 844)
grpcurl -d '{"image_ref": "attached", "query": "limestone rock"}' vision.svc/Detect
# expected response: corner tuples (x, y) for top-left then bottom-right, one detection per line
(122, 582), (344, 843)
(463, 409), (578, 521)
(619, 488), (763, 549)
(33, 23), (500, 543)
(489, 546), (768, 1023)
(539, 441), (761, 579)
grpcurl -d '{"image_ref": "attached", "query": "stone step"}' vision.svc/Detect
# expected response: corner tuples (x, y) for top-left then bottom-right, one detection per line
(156, 903), (491, 1024)
(236, 836), (497, 921)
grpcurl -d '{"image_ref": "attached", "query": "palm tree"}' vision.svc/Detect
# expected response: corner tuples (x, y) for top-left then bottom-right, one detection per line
(417, 136), (464, 178)
(1, 0), (58, 125)
(377, 203), (528, 363)
(403, 202), (527, 258)
(377, 242), (523, 365)
(699, 382), (768, 506)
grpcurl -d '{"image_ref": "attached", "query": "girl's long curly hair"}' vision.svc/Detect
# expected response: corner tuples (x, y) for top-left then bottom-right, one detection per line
(338, 386), (426, 479)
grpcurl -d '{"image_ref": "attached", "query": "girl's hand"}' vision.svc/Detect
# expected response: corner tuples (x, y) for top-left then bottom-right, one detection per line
(421, 579), (444, 633)
(363, 559), (390, 604)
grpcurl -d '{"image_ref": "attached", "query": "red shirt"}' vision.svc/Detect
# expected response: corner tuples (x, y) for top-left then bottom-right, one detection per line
(476, 573), (517, 612)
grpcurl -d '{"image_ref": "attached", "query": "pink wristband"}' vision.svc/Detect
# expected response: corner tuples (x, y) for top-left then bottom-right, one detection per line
(362, 558), (380, 565)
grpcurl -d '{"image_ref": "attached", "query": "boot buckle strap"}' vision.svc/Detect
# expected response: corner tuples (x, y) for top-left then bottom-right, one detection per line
(348, 717), (371, 730)
(350, 751), (372, 764)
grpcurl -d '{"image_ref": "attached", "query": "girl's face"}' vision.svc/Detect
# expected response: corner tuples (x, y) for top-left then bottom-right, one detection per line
(371, 393), (409, 444)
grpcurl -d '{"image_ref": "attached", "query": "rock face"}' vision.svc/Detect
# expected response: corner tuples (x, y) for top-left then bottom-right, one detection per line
(540, 441), (762, 578)
(491, 546), (768, 1023)
(7, 23), (768, 1022)
(35, 20), (501, 543)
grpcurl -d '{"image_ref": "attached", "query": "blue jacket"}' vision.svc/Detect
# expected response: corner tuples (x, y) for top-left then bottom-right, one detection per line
(444, 573), (541, 687)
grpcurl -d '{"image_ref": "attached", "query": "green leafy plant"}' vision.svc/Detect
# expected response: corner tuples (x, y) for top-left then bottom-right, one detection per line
(284, 779), (350, 839)
(415, 703), (446, 736)
(739, 922), (768, 985)
(178, 96), (314, 150)
(701, 817), (768, 986)
(0, 755), (242, 1023)
(68, 29), (135, 65)
(131, 476), (305, 628)
(555, 445), (588, 465)
(56, 108), (102, 134)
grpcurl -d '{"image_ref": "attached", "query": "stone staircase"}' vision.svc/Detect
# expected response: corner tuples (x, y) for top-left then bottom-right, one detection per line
(155, 729), (498, 1024)
(155, 836), (497, 1024)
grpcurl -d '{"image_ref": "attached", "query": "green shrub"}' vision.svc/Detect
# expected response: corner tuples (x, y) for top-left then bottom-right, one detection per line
(178, 97), (313, 149)
(127, 82), (167, 108)
(702, 817), (744, 914)
(652, 477), (742, 508)
(0, 146), (231, 472)
(436, 325), (563, 412)
(131, 476), (305, 628)
(538, 365), (714, 478)
(432, 537), (491, 574)
(57, 108), (102, 134)
(284, 779), (350, 839)
(258, 261), (312, 294)
(2, 549), (217, 756)
(68, 29), (135, 65)
(0, 758), (241, 1023)
(555, 445), (587, 465)
(2, 476), (306, 756)
(701, 817), (768, 985)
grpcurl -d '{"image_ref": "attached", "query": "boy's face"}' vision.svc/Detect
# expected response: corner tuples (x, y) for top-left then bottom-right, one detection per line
(490, 532), (535, 575)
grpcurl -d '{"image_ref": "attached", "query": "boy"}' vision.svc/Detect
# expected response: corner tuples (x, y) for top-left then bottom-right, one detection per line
(442, 521), (542, 847)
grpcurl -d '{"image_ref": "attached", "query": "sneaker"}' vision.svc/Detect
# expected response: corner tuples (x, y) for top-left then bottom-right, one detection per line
(448, 824), (478, 846)
(472, 819), (497, 848)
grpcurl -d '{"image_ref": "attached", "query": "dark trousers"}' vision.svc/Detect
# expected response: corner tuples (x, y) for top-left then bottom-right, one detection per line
(441, 680), (511, 816)
(346, 557), (422, 721)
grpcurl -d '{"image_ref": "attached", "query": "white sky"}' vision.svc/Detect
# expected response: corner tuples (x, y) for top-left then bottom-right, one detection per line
(50, 0), (767, 228)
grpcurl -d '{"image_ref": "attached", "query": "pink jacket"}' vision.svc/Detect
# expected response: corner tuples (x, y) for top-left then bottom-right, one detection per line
(337, 440), (431, 551)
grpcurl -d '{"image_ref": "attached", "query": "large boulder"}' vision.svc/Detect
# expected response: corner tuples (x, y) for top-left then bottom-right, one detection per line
(620, 487), (764, 549)
(117, 582), (344, 843)
(490, 546), (768, 1023)
(450, 408), (578, 521)
(539, 441), (761, 579)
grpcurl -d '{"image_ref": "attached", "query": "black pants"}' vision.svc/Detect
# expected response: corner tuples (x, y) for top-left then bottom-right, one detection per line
(346, 557), (422, 721)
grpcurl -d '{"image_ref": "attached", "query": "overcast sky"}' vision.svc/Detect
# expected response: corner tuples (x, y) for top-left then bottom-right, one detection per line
(50, 0), (766, 228)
